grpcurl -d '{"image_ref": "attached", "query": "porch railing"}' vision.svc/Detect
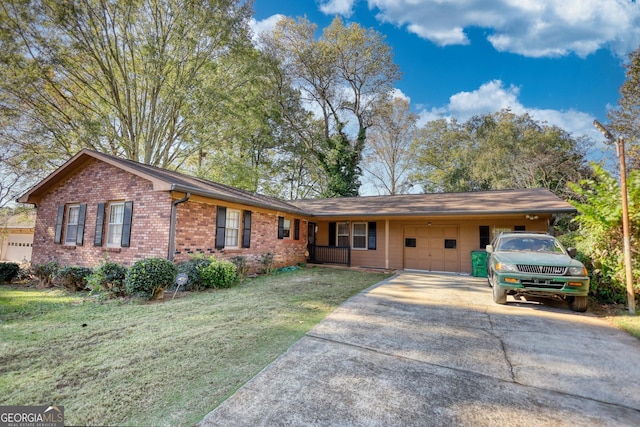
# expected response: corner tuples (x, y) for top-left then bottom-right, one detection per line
(308, 245), (351, 266)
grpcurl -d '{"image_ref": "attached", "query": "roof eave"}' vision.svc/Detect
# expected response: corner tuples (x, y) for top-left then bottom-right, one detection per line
(17, 149), (172, 204)
(170, 184), (308, 216)
(305, 207), (577, 218)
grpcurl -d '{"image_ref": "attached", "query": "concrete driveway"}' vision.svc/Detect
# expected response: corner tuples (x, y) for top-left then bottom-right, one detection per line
(198, 272), (640, 426)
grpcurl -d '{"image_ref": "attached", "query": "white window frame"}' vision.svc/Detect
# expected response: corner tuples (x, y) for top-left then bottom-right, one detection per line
(65, 205), (80, 245)
(107, 202), (125, 248)
(352, 222), (367, 250)
(225, 209), (241, 248)
(337, 222), (350, 247)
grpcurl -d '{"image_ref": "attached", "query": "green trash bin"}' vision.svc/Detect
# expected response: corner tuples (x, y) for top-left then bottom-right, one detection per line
(471, 250), (488, 278)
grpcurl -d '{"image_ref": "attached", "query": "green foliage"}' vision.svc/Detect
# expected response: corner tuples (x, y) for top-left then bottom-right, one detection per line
(229, 256), (250, 282)
(125, 258), (177, 299)
(259, 252), (275, 275)
(86, 259), (128, 297)
(0, 0), (253, 176)
(176, 256), (213, 291)
(56, 266), (93, 291)
(411, 110), (591, 197)
(0, 263), (20, 282)
(198, 258), (237, 289)
(32, 261), (61, 287)
(265, 16), (400, 197)
(608, 46), (640, 169)
(569, 164), (640, 303)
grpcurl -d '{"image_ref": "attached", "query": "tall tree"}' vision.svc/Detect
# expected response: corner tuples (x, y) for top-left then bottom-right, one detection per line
(363, 97), (417, 195)
(0, 0), (252, 170)
(608, 45), (640, 169)
(261, 16), (401, 197)
(411, 110), (592, 196)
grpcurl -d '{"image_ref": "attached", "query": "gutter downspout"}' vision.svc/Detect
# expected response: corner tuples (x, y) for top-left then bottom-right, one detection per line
(168, 192), (190, 261)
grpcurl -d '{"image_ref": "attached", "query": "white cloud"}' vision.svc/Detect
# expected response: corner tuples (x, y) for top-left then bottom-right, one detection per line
(361, 0), (640, 58)
(248, 14), (285, 45)
(416, 80), (604, 145)
(319, 0), (357, 17)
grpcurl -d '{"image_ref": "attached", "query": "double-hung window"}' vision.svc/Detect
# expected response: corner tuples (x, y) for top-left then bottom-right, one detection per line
(107, 202), (125, 247)
(282, 219), (291, 239)
(337, 222), (350, 246)
(225, 209), (241, 248)
(65, 205), (80, 245)
(352, 223), (367, 250)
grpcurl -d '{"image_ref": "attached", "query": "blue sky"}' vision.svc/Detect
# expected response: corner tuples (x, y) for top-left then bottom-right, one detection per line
(250, 0), (640, 154)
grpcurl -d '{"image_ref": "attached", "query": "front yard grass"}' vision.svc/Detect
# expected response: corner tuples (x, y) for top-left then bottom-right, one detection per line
(606, 311), (640, 339)
(0, 267), (391, 427)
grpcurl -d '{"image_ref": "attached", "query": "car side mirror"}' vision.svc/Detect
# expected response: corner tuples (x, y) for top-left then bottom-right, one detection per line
(486, 245), (494, 253)
(567, 247), (577, 258)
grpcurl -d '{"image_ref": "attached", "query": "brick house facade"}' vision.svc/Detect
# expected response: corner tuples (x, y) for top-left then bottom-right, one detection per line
(19, 150), (308, 270)
(19, 150), (577, 275)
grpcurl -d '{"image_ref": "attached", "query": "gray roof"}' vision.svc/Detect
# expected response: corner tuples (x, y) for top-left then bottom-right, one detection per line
(289, 188), (576, 218)
(19, 150), (576, 218)
(18, 150), (306, 215)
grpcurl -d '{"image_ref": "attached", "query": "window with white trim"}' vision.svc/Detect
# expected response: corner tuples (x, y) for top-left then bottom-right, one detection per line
(283, 218), (291, 239)
(107, 202), (125, 247)
(352, 222), (367, 249)
(225, 209), (241, 248)
(337, 222), (350, 247)
(65, 205), (80, 245)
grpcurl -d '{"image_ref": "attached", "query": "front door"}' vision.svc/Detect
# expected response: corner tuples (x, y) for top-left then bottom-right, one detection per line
(307, 222), (316, 262)
(403, 226), (459, 272)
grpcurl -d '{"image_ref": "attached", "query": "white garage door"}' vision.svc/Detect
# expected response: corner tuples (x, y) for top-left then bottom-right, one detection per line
(4, 234), (34, 263)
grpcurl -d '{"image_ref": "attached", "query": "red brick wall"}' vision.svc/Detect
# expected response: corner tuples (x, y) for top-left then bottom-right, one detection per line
(174, 200), (308, 271)
(32, 159), (172, 267)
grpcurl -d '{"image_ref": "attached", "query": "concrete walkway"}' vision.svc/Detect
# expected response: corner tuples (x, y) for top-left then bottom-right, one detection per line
(198, 272), (640, 426)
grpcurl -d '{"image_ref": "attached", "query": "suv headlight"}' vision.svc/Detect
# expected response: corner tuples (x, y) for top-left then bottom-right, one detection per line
(568, 266), (587, 276)
(496, 262), (518, 272)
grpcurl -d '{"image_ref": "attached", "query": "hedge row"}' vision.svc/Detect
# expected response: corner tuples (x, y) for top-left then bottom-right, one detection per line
(16, 255), (260, 299)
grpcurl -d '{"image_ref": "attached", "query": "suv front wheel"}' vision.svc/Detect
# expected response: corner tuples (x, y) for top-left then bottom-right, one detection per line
(568, 296), (588, 312)
(492, 278), (507, 305)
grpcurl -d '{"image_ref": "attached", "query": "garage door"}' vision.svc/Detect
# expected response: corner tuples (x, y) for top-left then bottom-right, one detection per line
(4, 234), (33, 263)
(403, 226), (459, 272)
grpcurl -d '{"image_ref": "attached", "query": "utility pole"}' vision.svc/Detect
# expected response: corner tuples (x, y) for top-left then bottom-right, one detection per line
(593, 120), (635, 315)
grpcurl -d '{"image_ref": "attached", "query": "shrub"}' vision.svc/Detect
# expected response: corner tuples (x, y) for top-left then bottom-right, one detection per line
(260, 252), (275, 275)
(176, 256), (213, 291)
(86, 259), (128, 297)
(56, 266), (93, 291)
(32, 261), (60, 287)
(0, 263), (20, 283)
(229, 256), (250, 282)
(198, 258), (237, 289)
(17, 265), (33, 282)
(125, 258), (177, 299)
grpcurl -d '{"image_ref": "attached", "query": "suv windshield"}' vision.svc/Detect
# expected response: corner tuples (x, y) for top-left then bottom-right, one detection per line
(496, 236), (565, 254)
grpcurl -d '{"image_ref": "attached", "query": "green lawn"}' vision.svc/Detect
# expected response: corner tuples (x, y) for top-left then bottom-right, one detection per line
(0, 267), (391, 427)
(607, 311), (640, 339)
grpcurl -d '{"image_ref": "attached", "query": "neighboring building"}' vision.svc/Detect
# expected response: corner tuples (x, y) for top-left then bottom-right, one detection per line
(18, 150), (577, 274)
(0, 211), (36, 264)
